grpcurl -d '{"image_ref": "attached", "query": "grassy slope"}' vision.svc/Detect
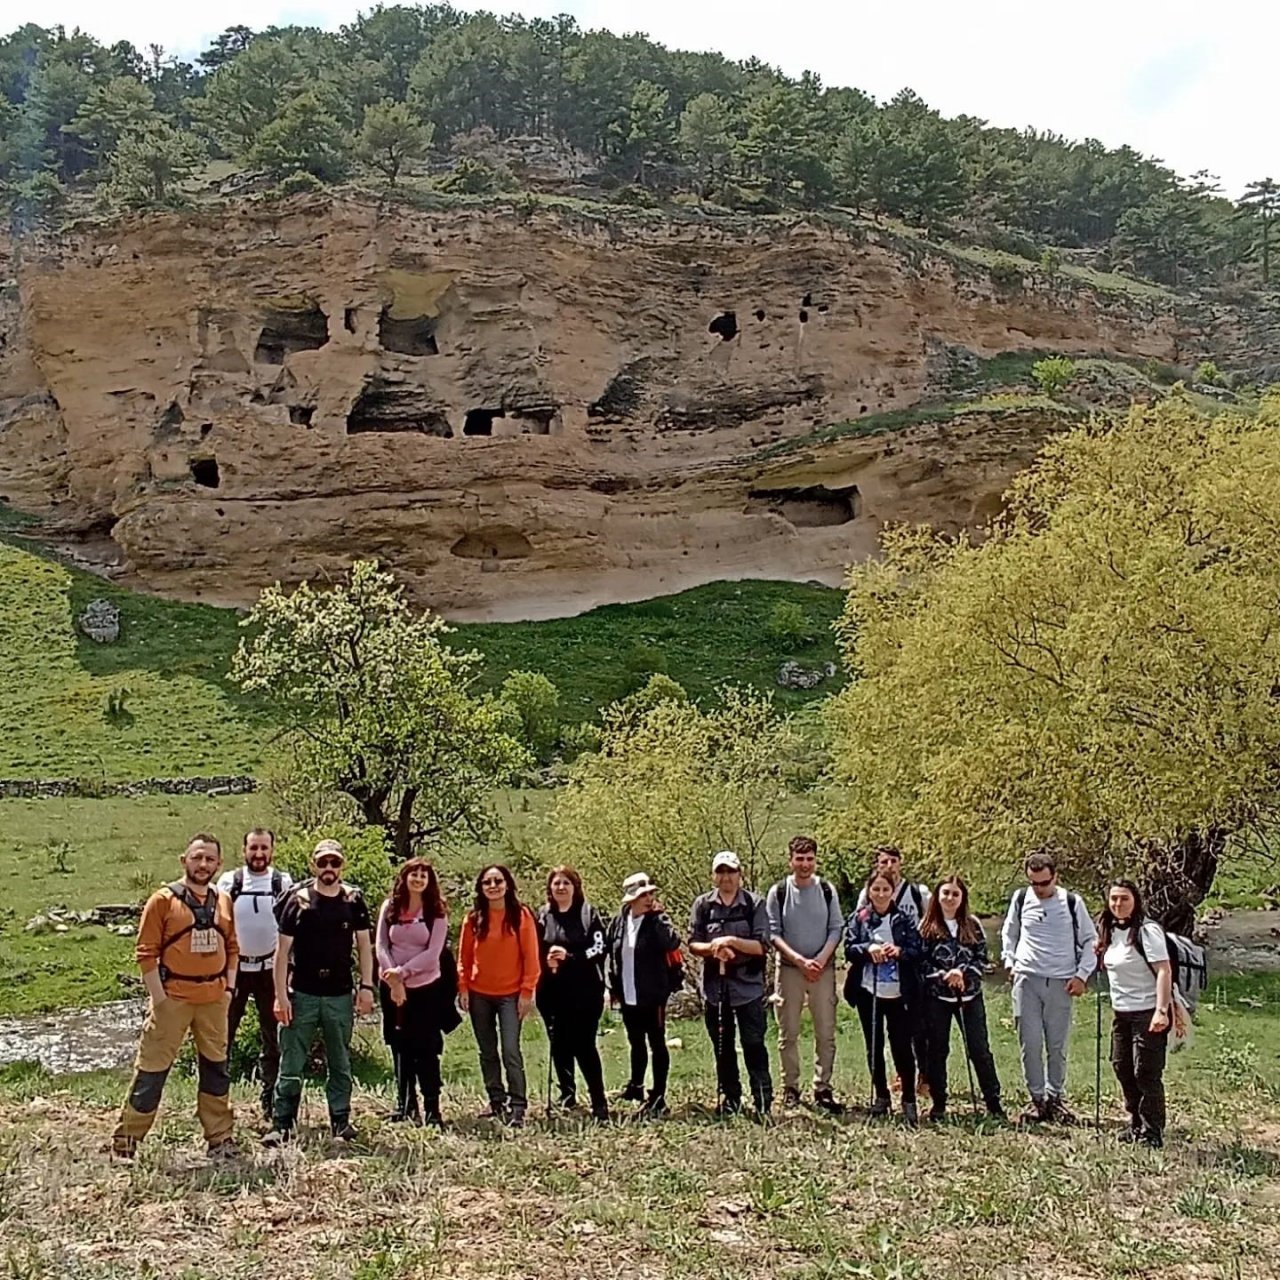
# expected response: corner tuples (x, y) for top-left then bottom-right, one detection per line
(0, 979), (1276, 1279)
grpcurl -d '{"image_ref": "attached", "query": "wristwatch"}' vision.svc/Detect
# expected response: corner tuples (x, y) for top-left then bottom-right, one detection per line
(359, 983), (376, 993)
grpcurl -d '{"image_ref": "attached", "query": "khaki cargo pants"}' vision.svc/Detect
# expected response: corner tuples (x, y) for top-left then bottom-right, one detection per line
(113, 994), (233, 1152)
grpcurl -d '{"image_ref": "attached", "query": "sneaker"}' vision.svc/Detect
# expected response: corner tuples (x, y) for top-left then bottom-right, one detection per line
(505, 1108), (526, 1129)
(477, 1102), (507, 1120)
(330, 1119), (358, 1141)
(619, 1083), (646, 1103)
(714, 1098), (743, 1118)
(111, 1140), (137, 1161)
(1046, 1097), (1077, 1126)
(422, 1103), (444, 1128)
(261, 1128), (291, 1148)
(207, 1139), (240, 1162)
(1140, 1130), (1164, 1149)
(387, 1107), (420, 1124)
(901, 1103), (919, 1128)
(783, 1087), (803, 1109)
(1019, 1098), (1049, 1123)
(590, 1104), (611, 1124)
(813, 1089), (844, 1115)
(986, 1102), (1006, 1121)
(869, 1096), (891, 1117)
(928, 1108), (947, 1124)
(638, 1093), (668, 1120)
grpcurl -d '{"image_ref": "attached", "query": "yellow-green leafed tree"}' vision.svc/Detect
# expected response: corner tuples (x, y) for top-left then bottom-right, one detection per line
(822, 395), (1280, 929)
(539, 686), (799, 918)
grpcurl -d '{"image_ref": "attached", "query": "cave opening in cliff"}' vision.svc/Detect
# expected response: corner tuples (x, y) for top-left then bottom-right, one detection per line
(709, 311), (739, 342)
(191, 458), (221, 489)
(747, 483), (860, 527)
(346, 382), (453, 436)
(379, 309), (440, 356)
(463, 408), (501, 436)
(450, 527), (533, 560)
(755, 308), (766, 321)
(513, 407), (556, 435)
(289, 405), (315, 426)
(254, 305), (330, 365)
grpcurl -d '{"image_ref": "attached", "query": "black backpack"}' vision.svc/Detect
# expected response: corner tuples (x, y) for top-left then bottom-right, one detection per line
(896, 881), (924, 917)
(697, 889), (765, 976)
(1015, 886), (1086, 955)
(229, 867), (284, 911)
(159, 882), (230, 983)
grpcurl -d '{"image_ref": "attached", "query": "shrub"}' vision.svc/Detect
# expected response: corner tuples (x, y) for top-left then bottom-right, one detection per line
(614, 673), (689, 721)
(1038, 247), (1062, 278)
(1032, 356), (1076, 397)
(988, 257), (1025, 292)
(765, 601), (811, 649)
(609, 183), (658, 208)
(623, 642), (669, 681)
(436, 156), (516, 194)
(496, 670), (562, 764)
(276, 170), (324, 196)
(275, 825), (395, 901)
(1195, 360), (1225, 387)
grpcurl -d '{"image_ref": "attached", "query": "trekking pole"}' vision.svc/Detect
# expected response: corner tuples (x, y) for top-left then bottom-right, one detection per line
(1094, 982), (1103, 1137)
(869, 968), (879, 1114)
(955, 1001), (980, 1120)
(715, 958), (730, 1116)
(545, 1008), (556, 1121)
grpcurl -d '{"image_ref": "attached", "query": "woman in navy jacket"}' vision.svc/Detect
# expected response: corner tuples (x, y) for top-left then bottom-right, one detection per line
(844, 868), (925, 1123)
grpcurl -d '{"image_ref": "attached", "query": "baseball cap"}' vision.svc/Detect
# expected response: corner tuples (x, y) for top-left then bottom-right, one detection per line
(312, 838), (345, 860)
(711, 850), (741, 872)
(622, 872), (658, 903)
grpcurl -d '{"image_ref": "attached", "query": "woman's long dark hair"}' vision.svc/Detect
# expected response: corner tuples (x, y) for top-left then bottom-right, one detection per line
(387, 857), (445, 922)
(862, 869), (895, 916)
(1096, 878), (1146, 953)
(545, 865), (585, 911)
(920, 875), (981, 945)
(472, 864), (523, 940)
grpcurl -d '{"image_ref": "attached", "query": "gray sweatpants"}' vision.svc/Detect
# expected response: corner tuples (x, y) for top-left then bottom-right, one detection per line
(1012, 974), (1075, 1100)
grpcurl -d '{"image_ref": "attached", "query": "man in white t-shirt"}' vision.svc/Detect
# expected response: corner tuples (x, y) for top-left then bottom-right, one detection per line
(217, 828), (292, 1118)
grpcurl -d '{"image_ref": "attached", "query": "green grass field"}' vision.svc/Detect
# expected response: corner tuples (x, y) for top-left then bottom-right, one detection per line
(0, 538), (843, 781)
(0, 974), (1276, 1279)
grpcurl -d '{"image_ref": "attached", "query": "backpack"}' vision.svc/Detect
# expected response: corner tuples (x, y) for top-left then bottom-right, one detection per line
(697, 889), (765, 977)
(229, 867), (284, 907)
(771, 876), (836, 911)
(896, 881), (924, 917)
(159, 882), (230, 983)
(1015, 886), (1085, 956)
(1135, 925), (1208, 1012)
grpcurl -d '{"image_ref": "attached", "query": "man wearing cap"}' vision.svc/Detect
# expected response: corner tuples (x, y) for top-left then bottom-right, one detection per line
(689, 851), (774, 1117)
(607, 872), (683, 1118)
(264, 840), (374, 1145)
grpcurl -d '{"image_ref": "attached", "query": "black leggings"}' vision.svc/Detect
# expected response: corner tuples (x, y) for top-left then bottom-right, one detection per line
(546, 1002), (607, 1109)
(854, 986), (917, 1104)
(621, 1002), (670, 1099)
(381, 983), (444, 1116)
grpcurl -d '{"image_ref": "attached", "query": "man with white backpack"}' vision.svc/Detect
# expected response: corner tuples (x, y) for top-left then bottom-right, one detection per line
(217, 828), (292, 1119)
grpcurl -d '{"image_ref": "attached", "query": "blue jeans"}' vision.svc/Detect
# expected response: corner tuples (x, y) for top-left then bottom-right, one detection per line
(470, 993), (527, 1112)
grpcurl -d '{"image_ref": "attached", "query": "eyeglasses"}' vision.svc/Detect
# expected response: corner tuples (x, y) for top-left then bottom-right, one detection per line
(315, 856), (344, 870)
(481, 877), (506, 887)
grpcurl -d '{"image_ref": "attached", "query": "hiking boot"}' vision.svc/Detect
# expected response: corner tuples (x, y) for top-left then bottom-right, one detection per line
(1019, 1098), (1049, 1124)
(869, 1096), (891, 1117)
(901, 1102), (919, 1128)
(638, 1093), (668, 1120)
(1046, 1097), (1077, 1126)
(261, 1128), (292, 1148)
(714, 1098), (743, 1118)
(478, 1101), (507, 1121)
(207, 1139), (240, 1162)
(590, 1103), (612, 1124)
(928, 1107), (947, 1124)
(1140, 1130), (1164, 1150)
(814, 1089), (844, 1115)
(388, 1105), (420, 1124)
(259, 1087), (275, 1122)
(330, 1118), (358, 1141)
(1118, 1124), (1143, 1144)
(619, 1083), (646, 1103)
(557, 1094), (579, 1111)
(505, 1107), (526, 1129)
(986, 1102), (1006, 1122)
(422, 1100), (444, 1128)
(783, 1087), (803, 1109)
(110, 1139), (137, 1161)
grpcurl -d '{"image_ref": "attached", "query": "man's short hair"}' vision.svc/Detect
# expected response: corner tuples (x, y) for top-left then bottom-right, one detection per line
(788, 835), (818, 859)
(872, 844), (902, 862)
(187, 832), (221, 855)
(1024, 849), (1058, 876)
(243, 827), (275, 848)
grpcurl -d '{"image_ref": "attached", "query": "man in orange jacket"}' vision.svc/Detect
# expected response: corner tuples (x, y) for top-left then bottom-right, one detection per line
(113, 833), (239, 1159)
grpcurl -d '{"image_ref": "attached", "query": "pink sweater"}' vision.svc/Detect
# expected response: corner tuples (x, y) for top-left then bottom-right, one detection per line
(375, 901), (447, 988)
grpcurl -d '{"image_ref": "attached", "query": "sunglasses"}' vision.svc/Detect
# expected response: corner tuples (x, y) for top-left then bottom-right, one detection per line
(315, 855), (344, 870)
(1029, 875), (1055, 888)
(481, 876), (506, 887)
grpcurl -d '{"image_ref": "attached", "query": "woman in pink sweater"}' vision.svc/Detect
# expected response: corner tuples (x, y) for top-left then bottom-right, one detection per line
(376, 858), (451, 1125)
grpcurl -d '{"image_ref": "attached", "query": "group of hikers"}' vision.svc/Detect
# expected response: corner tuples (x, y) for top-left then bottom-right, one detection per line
(110, 828), (1189, 1159)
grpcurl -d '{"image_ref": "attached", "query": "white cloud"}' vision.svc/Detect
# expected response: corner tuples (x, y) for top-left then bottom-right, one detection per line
(25, 0), (1279, 195)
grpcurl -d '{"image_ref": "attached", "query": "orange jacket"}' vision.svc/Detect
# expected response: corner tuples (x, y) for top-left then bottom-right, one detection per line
(458, 906), (540, 999)
(136, 884), (238, 1004)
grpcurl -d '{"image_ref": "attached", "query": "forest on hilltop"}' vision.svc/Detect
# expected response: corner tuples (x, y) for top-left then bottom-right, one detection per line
(1, 5), (1278, 291)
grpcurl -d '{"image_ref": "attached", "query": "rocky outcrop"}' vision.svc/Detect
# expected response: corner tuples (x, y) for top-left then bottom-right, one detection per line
(0, 195), (1193, 618)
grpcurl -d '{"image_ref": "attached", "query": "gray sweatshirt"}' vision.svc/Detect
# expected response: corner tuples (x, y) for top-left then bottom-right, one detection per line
(1000, 886), (1098, 982)
(766, 876), (843, 963)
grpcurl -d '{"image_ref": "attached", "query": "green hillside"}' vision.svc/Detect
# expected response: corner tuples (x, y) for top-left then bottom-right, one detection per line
(0, 538), (842, 780)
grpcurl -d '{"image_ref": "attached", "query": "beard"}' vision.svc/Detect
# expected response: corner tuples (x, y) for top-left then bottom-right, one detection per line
(189, 867), (215, 885)
(247, 856), (270, 874)
(317, 869), (340, 885)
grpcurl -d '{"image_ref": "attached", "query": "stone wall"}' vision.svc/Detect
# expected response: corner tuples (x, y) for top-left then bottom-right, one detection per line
(0, 775), (257, 799)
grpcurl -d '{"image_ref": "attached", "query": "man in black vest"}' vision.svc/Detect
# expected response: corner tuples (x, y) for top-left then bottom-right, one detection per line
(689, 851), (773, 1118)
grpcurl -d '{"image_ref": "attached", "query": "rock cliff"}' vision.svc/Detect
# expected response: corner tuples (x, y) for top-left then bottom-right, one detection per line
(0, 195), (1189, 618)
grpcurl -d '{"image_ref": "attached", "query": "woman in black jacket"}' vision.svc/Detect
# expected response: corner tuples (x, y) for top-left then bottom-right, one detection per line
(607, 871), (682, 1118)
(844, 868), (925, 1124)
(536, 865), (609, 1121)
(918, 876), (1004, 1122)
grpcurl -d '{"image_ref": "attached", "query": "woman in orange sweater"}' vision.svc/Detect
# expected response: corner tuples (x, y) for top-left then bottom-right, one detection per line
(458, 864), (541, 1127)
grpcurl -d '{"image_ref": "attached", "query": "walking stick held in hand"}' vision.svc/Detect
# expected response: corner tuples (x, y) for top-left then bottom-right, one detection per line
(869, 967), (879, 1114)
(1094, 980), (1103, 1136)
(545, 1007), (555, 1121)
(956, 1001), (980, 1120)
(716, 956), (730, 1116)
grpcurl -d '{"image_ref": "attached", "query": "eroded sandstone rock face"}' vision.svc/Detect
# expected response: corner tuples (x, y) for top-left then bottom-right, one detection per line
(0, 195), (1185, 618)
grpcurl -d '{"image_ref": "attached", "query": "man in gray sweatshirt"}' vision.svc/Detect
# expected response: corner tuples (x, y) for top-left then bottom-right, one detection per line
(766, 835), (844, 1113)
(1000, 849), (1097, 1123)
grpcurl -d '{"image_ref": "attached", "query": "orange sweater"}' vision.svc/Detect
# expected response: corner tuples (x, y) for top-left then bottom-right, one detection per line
(136, 884), (239, 1004)
(458, 906), (540, 999)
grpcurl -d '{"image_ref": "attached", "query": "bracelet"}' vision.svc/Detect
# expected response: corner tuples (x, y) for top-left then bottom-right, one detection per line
(359, 983), (376, 992)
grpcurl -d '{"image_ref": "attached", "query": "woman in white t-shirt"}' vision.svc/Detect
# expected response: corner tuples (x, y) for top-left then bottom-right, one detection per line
(1096, 879), (1173, 1148)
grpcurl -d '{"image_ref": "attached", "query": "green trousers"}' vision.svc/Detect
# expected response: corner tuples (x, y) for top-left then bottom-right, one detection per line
(273, 991), (354, 1128)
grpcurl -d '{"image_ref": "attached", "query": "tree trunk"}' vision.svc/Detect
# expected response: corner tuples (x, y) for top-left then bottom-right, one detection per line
(1137, 826), (1225, 935)
(392, 787), (418, 862)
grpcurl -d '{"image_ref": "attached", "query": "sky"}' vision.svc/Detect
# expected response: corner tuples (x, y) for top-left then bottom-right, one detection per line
(17, 0), (1278, 198)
